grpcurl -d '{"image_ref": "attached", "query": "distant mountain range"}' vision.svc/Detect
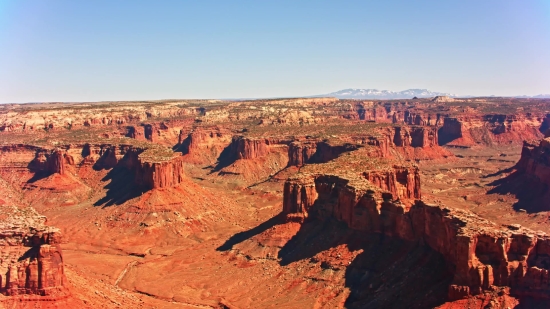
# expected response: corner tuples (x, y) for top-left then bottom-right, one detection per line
(318, 88), (456, 99)
(516, 94), (550, 99)
(314, 88), (550, 100)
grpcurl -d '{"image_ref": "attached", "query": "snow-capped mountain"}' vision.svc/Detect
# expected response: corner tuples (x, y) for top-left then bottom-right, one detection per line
(320, 88), (456, 99)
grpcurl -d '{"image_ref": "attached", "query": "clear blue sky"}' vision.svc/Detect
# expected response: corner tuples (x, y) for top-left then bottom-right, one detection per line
(1, 0), (549, 103)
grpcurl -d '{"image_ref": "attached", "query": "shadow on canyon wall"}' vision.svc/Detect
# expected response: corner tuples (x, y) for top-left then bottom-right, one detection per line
(487, 171), (550, 213)
(93, 165), (144, 208)
(217, 202), (453, 308)
(217, 203), (550, 308)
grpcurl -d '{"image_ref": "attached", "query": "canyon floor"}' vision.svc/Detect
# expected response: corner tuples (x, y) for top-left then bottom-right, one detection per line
(1, 97), (550, 308)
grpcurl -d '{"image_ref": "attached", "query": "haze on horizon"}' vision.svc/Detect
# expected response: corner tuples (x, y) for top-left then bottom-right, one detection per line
(1, 0), (549, 103)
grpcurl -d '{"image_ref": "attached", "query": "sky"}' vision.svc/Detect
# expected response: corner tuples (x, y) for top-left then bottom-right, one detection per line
(0, 0), (549, 103)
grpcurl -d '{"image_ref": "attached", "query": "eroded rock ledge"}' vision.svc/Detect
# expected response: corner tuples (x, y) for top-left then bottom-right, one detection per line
(3, 142), (188, 191)
(283, 172), (550, 301)
(0, 206), (68, 298)
(517, 137), (550, 189)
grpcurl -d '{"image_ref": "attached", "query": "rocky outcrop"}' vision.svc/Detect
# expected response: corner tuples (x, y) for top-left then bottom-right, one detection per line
(505, 137), (550, 210)
(0, 102), (200, 132)
(389, 125), (439, 148)
(178, 127), (233, 165)
(517, 138), (550, 177)
(363, 166), (421, 200)
(0, 206), (68, 297)
(89, 144), (123, 169)
(99, 145), (188, 190)
(144, 124), (156, 142)
(29, 149), (66, 175)
(400, 111), (442, 126)
(438, 115), (543, 146)
(287, 141), (318, 167)
(19, 141), (189, 191)
(382, 125), (453, 160)
(283, 172), (550, 301)
(230, 136), (270, 160)
(309, 142), (361, 164)
(363, 106), (389, 122)
(134, 155), (186, 190)
(125, 125), (146, 140)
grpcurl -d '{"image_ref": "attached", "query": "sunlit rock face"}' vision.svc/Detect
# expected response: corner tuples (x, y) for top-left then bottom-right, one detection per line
(0, 206), (68, 297)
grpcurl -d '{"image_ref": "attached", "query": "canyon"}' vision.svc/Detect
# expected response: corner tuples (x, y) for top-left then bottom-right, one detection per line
(0, 96), (549, 308)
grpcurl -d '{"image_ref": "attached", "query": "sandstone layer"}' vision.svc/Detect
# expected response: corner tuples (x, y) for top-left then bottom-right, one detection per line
(0, 206), (68, 298)
(283, 172), (550, 301)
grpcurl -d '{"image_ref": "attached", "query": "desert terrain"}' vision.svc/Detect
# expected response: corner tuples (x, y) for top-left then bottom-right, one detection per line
(1, 96), (550, 308)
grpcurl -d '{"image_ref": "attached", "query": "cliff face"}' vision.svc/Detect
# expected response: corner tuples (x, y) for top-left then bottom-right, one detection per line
(287, 141), (318, 167)
(392, 126), (438, 148)
(382, 125), (453, 160)
(363, 166), (421, 200)
(179, 127), (233, 165)
(309, 142), (361, 164)
(144, 124), (156, 142)
(282, 173), (550, 301)
(100, 146), (188, 190)
(362, 106), (389, 122)
(517, 138), (550, 179)
(134, 155), (186, 190)
(0, 103), (200, 132)
(0, 206), (68, 298)
(508, 137), (550, 210)
(438, 115), (544, 146)
(230, 136), (270, 160)
(400, 111), (442, 126)
(24, 142), (189, 191)
(29, 149), (66, 175)
(125, 125), (146, 140)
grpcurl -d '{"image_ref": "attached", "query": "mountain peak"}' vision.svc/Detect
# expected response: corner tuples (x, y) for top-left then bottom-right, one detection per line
(322, 88), (455, 99)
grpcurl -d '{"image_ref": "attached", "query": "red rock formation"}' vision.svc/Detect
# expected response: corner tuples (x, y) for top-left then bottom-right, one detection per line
(0, 206), (68, 298)
(29, 149), (66, 175)
(438, 115), (544, 146)
(134, 155), (186, 190)
(144, 124), (156, 142)
(363, 166), (421, 200)
(179, 127), (233, 164)
(383, 125), (452, 160)
(89, 144), (121, 169)
(287, 141), (318, 167)
(309, 142), (361, 163)
(517, 138), (550, 177)
(87, 144), (188, 190)
(363, 106), (389, 122)
(508, 137), (550, 210)
(282, 173), (550, 302)
(230, 136), (270, 160)
(391, 125), (439, 148)
(125, 125), (146, 140)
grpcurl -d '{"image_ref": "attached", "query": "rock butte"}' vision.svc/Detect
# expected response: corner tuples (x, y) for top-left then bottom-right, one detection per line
(0, 206), (73, 307)
(0, 97), (549, 308)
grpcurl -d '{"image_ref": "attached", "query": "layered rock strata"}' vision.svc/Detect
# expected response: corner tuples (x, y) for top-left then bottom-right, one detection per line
(5, 142), (188, 191)
(287, 141), (318, 167)
(29, 149), (66, 175)
(0, 206), (68, 297)
(438, 115), (543, 146)
(283, 172), (550, 301)
(88, 144), (187, 190)
(230, 136), (271, 160)
(178, 127), (233, 164)
(392, 126), (438, 148)
(517, 137), (550, 182)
